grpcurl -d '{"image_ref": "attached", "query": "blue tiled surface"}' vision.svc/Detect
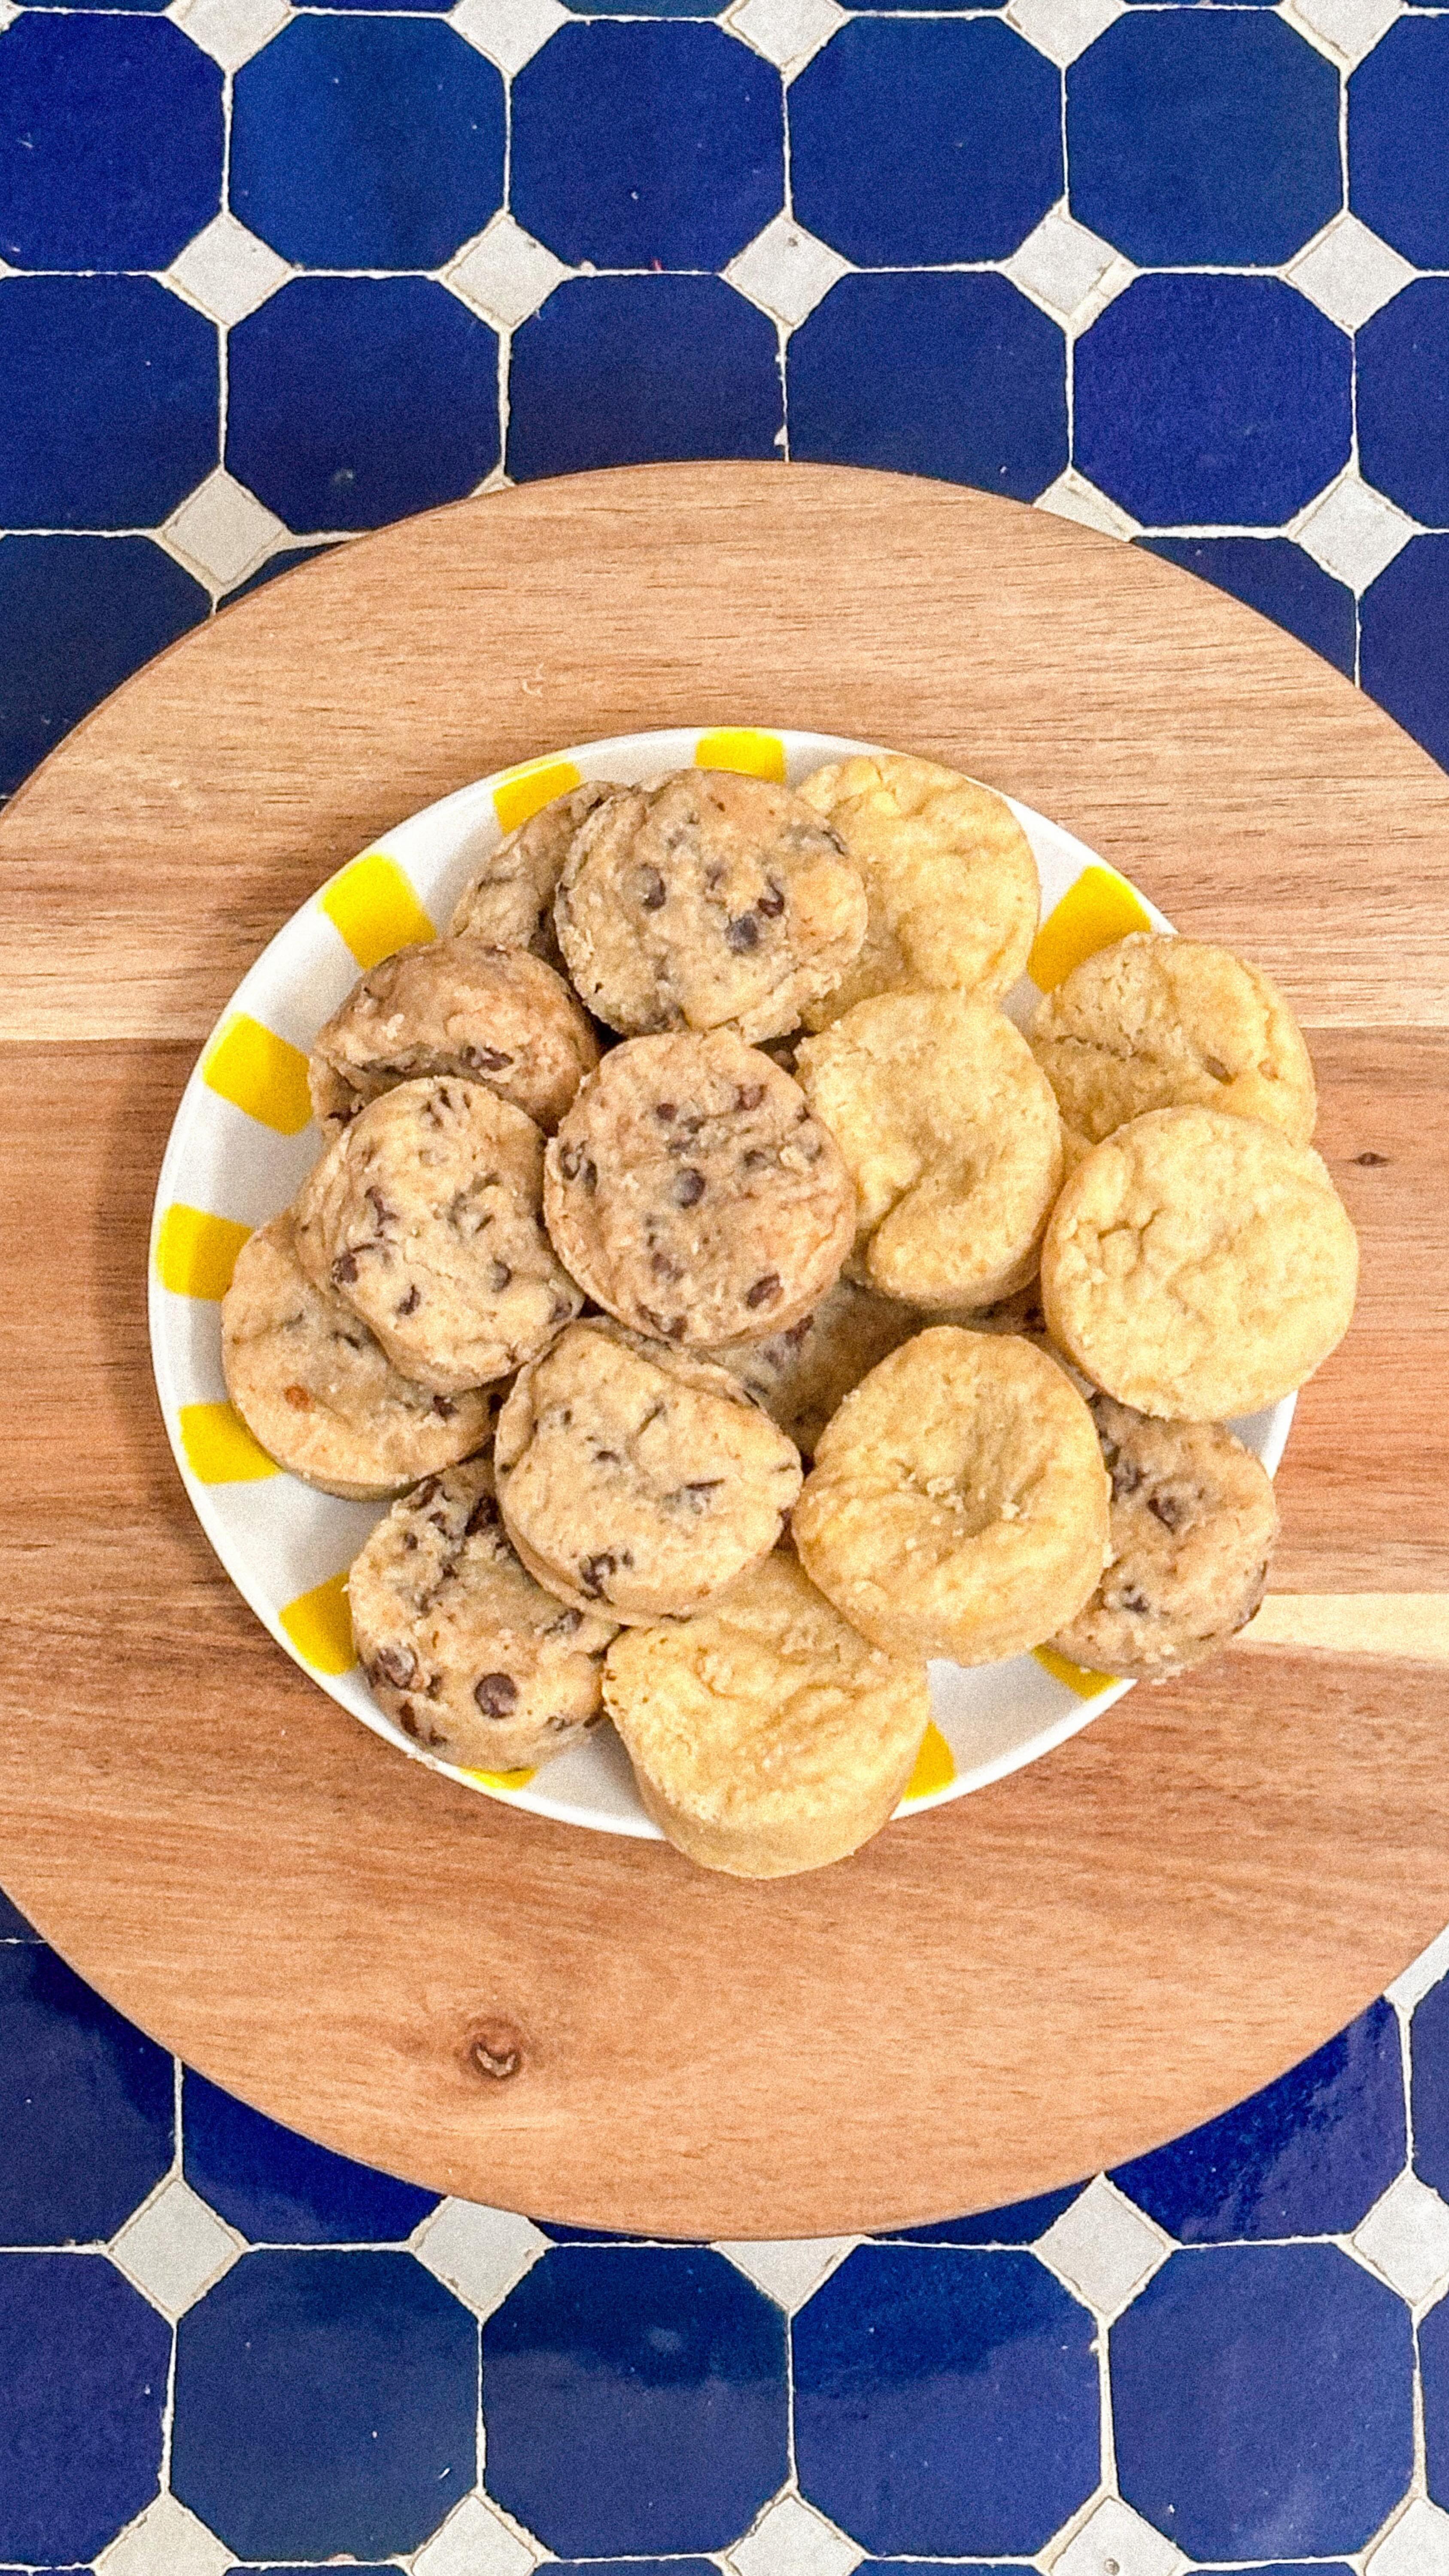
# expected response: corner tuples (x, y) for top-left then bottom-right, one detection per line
(6, 1), (1449, 2561)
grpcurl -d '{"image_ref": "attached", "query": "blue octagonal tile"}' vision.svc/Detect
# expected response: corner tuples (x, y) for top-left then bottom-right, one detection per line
(1349, 18), (1449, 270)
(513, 24), (781, 273)
(1358, 279), (1449, 530)
(0, 15), (222, 271)
(1075, 275), (1350, 527)
(1111, 1996), (1403, 2239)
(0, 1887), (38, 1938)
(1137, 536), (1355, 678)
(1114, 2245), (1412, 2556)
(790, 273), (1066, 501)
(547, 2565), (719, 2574)
(793, 2247), (1097, 2556)
(232, 18), (503, 271)
(1407, 1968), (1449, 2201)
(0, 276), (217, 529)
(878, 2183), (1083, 2245)
(0, 537), (206, 801)
(0, 1944), (173, 2245)
(182, 2070), (437, 2245)
(1418, 2289), (1449, 2514)
(790, 20), (1060, 268)
(1361, 537), (1449, 775)
(172, 2250), (476, 2558)
(482, 2246), (787, 2557)
(1069, 11), (1339, 269)
(508, 276), (780, 480)
(0, 2256), (169, 2564)
(227, 277), (497, 532)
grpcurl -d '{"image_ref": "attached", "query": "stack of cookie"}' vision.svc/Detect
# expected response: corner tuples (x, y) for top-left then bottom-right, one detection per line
(221, 755), (1358, 1879)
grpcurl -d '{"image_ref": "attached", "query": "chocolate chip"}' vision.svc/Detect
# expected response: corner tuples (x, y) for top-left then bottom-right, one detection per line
(412, 1476), (442, 1506)
(675, 1479), (723, 1512)
(736, 1082), (766, 1111)
(758, 880), (786, 917)
(593, 1447), (621, 1465)
(474, 1671), (519, 1717)
(1118, 1588), (1151, 1614)
(365, 1186), (395, 1227)
(462, 1044), (513, 1073)
(784, 1315), (814, 1347)
(1356, 1150), (1390, 1166)
(581, 1158), (598, 1194)
(431, 1396), (456, 1421)
(1203, 1053), (1230, 1082)
(546, 1607), (583, 1637)
(655, 1101), (677, 1122)
(332, 1252), (359, 1286)
(640, 867), (666, 911)
(674, 1167), (705, 1207)
(489, 1260), (513, 1292)
(557, 1142), (585, 1182)
(282, 1382), (312, 1412)
(398, 1703), (447, 1748)
(726, 913), (761, 952)
(639, 1306), (686, 1340)
(1148, 1493), (1185, 1531)
(746, 1271), (782, 1309)
(335, 1330), (368, 1351)
(371, 1644), (419, 1689)
(1110, 1458), (1143, 1500)
(578, 1552), (616, 1598)
(650, 1252), (683, 1280)
(465, 1494), (498, 1534)
(396, 1285), (421, 1316)
(740, 1148), (772, 1172)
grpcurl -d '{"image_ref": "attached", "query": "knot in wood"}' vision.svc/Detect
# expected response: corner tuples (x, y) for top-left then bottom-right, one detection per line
(468, 2017), (525, 2082)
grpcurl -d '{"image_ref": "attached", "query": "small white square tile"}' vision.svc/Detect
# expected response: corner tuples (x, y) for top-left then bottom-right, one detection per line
(1006, 204), (1120, 329)
(1008, 0), (1125, 69)
(723, 216), (849, 330)
(1036, 468), (1139, 543)
(109, 2175), (243, 2320)
(1390, 1921), (1449, 2014)
(1281, 0), (1402, 72)
(1293, 469), (1419, 594)
(1036, 2175), (1172, 2316)
(451, 0), (568, 76)
(1354, 2169), (1449, 2306)
(1366, 2497), (1449, 2576)
(165, 213), (292, 328)
(727, 2491), (863, 2576)
(413, 2494), (540, 2576)
(1048, 2494), (1187, 2576)
(1288, 214), (1415, 333)
(714, 2233), (856, 2312)
(446, 214), (571, 329)
(411, 2197), (547, 2318)
(95, 2496), (233, 2576)
(726, 0), (844, 77)
(169, 0), (290, 73)
(162, 468), (289, 590)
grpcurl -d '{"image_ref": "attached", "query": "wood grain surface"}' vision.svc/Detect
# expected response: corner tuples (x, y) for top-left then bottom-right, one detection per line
(1, 461), (1446, 2237)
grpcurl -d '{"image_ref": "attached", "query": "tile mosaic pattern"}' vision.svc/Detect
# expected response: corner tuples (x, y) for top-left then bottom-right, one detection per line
(6, 1), (1449, 2561)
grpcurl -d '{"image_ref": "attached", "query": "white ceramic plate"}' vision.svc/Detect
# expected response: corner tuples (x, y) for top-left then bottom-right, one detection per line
(149, 727), (1293, 1838)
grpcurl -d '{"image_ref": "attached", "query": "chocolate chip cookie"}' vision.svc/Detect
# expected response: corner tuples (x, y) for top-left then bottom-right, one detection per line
(494, 1318), (803, 1622)
(1051, 1396), (1279, 1682)
(222, 1211), (496, 1498)
(308, 935), (598, 1137)
(703, 1278), (925, 1461)
(796, 991), (1064, 1307)
(793, 1327), (1110, 1665)
(1030, 933), (1317, 1155)
(449, 781), (623, 968)
(544, 1032), (856, 1344)
(1040, 1106), (1358, 1419)
(604, 1550), (930, 1877)
(349, 1456), (617, 1772)
(293, 1075), (581, 1395)
(553, 768), (868, 1042)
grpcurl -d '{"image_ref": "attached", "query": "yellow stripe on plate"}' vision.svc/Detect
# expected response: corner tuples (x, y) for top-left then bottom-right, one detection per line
(1033, 1643), (1121, 1699)
(155, 1205), (252, 1300)
(203, 1015), (313, 1135)
(900, 1721), (956, 1804)
(1027, 864), (1153, 992)
(464, 1765), (539, 1791)
(178, 1401), (278, 1485)
(280, 1570), (355, 1675)
(695, 729), (788, 783)
(493, 757), (583, 837)
(320, 853), (435, 970)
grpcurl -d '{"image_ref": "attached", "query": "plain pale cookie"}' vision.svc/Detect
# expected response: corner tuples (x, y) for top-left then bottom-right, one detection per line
(553, 768), (867, 1042)
(793, 1327), (1109, 1665)
(349, 1457), (617, 1772)
(796, 753), (1038, 1030)
(544, 1032), (856, 1344)
(702, 1279), (925, 1461)
(294, 1076), (581, 1394)
(222, 1212), (495, 1499)
(308, 936), (598, 1137)
(1030, 933), (1317, 1152)
(495, 1319), (803, 1622)
(605, 1551), (930, 1878)
(449, 781), (623, 967)
(1052, 1397), (1278, 1682)
(1039, 1106), (1358, 1419)
(796, 992), (1064, 1307)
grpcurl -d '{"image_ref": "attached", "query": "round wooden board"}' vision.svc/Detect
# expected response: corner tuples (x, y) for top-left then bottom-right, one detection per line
(2, 461), (1448, 2240)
